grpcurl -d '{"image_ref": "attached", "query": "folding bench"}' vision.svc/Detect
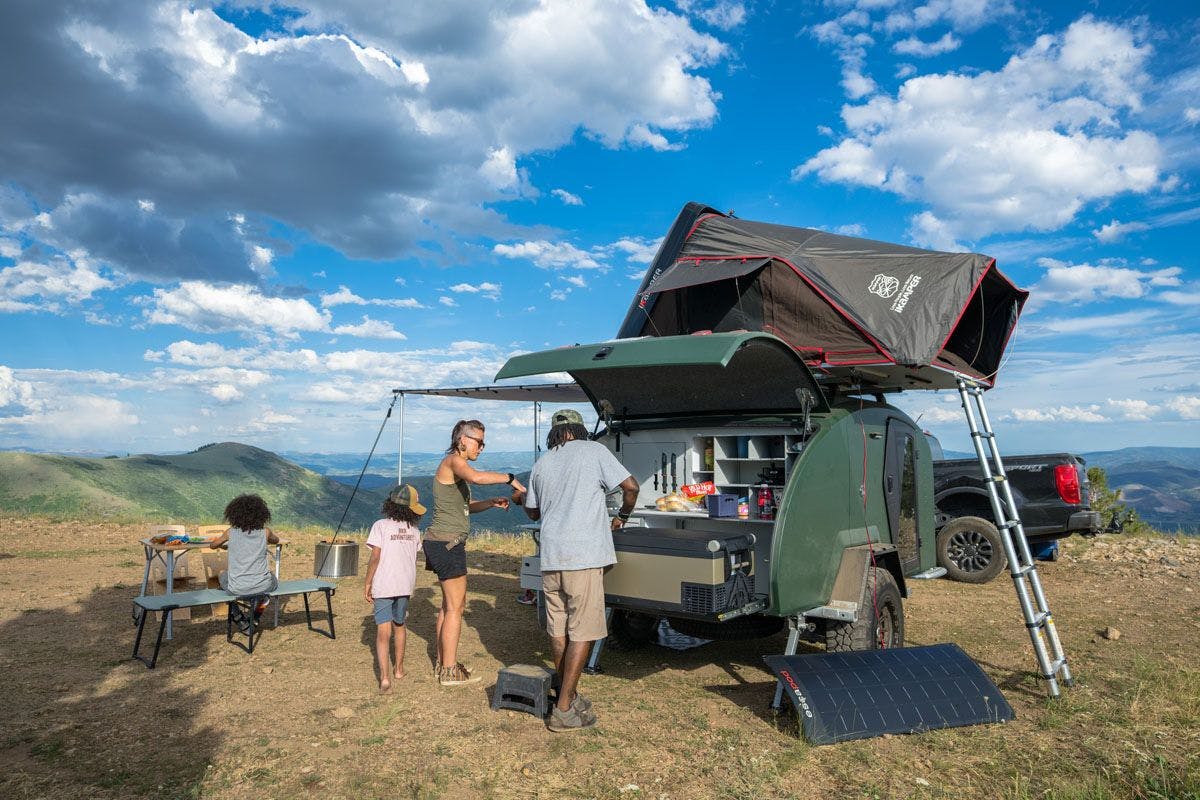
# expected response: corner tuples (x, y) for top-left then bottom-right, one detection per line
(132, 578), (336, 668)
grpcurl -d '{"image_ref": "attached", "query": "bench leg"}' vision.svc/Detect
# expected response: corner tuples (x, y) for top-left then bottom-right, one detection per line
(226, 598), (261, 655)
(133, 606), (169, 669)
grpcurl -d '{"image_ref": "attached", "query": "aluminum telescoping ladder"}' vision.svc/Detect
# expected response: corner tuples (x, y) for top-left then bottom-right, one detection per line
(956, 377), (1073, 698)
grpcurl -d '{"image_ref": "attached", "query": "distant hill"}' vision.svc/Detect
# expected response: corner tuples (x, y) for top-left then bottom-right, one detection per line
(1083, 448), (1200, 534)
(0, 443), (530, 533)
(0, 443), (390, 531)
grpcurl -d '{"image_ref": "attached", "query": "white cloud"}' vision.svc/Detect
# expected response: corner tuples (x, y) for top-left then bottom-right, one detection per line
(550, 288), (570, 301)
(798, 16), (1163, 244)
(320, 285), (425, 309)
(438, 296), (457, 307)
(0, 238), (21, 259)
(1165, 396), (1200, 419)
(884, 0), (1011, 34)
(449, 282), (502, 300)
(1007, 405), (1108, 423)
(144, 281), (331, 337)
(331, 316), (407, 339)
(0, 256), (114, 308)
(1186, 107), (1200, 124)
(563, 275), (587, 288)
(1023, 309), (1157, 336)
(0, 366), (40, 415)
(833, 223), (867, 236)
(209, 383), (242, 402)
(147, 340), (321, 371)
(892, 32), (960, 57)
(1093, 219), (1151, 242)
(1105, 398), (1156, 421)
(493, 240), (603, 270)
(0, 391), (139, 438)
(1031, 258), (1182, 303)
(676, 0), (747, 31)
(551, 188), (583, 206)
(1159, 286), (1200, 306)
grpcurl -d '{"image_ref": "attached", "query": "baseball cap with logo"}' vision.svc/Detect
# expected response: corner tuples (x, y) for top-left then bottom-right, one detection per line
(387, 484), (427, 515)
(550, 408), (584, 426)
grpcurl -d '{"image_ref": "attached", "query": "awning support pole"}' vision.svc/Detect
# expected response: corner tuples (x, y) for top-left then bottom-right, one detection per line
(397, 391), (405, 483)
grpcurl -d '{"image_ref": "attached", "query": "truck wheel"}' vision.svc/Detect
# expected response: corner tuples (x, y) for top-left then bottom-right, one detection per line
(605, 610), (659, 651)
(668, 614), (785, 641)
(823, 569), (904, 652)
(937, 516), (1006, 584)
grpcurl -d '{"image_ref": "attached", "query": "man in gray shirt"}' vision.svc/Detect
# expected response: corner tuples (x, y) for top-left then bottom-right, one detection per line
(518, 408), (639, 732)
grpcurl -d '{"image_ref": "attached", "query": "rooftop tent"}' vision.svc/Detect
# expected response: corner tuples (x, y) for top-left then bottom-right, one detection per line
(617, 203), (1029, 391)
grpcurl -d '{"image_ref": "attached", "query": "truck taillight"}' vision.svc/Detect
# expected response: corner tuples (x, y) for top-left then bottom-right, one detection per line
(1054, 464), (1081, 505)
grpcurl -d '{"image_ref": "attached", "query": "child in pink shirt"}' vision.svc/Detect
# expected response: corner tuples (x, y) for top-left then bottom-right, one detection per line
(364, 484), (425, 693)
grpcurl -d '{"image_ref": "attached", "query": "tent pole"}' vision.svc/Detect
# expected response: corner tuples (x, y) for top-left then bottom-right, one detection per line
(397, 392), (405, 483)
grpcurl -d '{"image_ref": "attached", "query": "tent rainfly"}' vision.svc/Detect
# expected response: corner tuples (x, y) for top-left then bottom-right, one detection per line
(617, 203), (1029, 391)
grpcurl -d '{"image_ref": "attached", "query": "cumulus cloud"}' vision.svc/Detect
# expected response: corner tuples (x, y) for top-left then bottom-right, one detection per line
(0, 0), (727, 277)
(331, 315), (407, 339)
(1031, 258), (1182, 303)
(144, 281), (331, 337)
(320, 285), (426, 309)
(146, 340), (321, 370)
(551, 188), (583, 206)
(438, 296), (457, 307)
(493, 240), (603, 270)
(1165, 396), (1200, 419)
(892, 32), (960, 57)
(676, 0), (747, 31)
(797, 16), (1164, 245)
(0, 365), (40, 415)
(0, 254), (114, 312)
(1093, 205), (1200, 243)
(449, 281), (502, 300)
(1007, 404), (1108, 423)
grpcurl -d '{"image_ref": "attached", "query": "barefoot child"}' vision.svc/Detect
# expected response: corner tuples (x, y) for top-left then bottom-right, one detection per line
(364, 484), (425, 693)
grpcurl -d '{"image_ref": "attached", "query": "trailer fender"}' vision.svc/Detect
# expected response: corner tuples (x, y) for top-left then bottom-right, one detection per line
(802, 545), (905, 622)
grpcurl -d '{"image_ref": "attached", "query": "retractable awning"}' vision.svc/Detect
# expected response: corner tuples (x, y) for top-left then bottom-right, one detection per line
(391, 383), (588, 403)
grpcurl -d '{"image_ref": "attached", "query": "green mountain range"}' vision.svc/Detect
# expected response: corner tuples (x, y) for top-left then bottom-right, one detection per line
(0, 442), (529, 533)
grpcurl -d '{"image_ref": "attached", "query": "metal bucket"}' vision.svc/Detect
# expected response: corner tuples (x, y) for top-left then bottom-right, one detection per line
(313, 540), (359, 578)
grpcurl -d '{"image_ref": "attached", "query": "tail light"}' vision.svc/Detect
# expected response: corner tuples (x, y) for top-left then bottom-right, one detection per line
(1054, 464), (1081, 505)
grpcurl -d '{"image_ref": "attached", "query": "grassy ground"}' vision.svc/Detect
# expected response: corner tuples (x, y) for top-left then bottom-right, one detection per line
(0, 516), (1197, 799)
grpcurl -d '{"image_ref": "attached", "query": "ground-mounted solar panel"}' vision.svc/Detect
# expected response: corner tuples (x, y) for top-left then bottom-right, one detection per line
(764, 643), (1014, 745)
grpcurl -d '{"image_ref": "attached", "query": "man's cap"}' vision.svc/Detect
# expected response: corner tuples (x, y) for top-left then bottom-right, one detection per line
(550, 408), (584, 426)
(388, 484), (427, 515)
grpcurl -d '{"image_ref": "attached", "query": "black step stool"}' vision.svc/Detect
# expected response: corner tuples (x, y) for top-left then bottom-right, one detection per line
(492, 664), (554, 718)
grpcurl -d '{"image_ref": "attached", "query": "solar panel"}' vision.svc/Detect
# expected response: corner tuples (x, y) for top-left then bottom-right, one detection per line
(764, 643), (1014, 744)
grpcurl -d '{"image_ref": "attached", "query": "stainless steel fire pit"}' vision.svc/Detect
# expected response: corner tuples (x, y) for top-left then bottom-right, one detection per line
(313, 540), (359, 578)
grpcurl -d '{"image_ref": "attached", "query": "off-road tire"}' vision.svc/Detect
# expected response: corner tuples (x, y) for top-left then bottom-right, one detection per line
(822, 568), (904, 652)
(605, 610), (659, 651)
(668, 614), (785, 641)
(937, 516), (1006, 584)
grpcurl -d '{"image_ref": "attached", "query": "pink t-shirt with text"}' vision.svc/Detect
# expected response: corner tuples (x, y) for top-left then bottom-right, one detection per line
(366, 518), (421, 598)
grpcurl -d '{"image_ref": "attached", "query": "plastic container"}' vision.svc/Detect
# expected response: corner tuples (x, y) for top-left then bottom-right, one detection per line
(706, 493), (738, 518)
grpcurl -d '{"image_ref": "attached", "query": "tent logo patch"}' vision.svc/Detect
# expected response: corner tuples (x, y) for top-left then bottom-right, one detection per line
(869, 274), (900, 298)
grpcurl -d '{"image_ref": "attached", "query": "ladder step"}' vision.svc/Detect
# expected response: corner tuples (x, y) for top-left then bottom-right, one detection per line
(999, 520), (1020, 530)
(1041, 658), (1068, 679)
(1013, 563), (1035, 577)
(1025, 611), (1050, 629)
(989, 475), (1007, 483)
(969, 430), (995, 439)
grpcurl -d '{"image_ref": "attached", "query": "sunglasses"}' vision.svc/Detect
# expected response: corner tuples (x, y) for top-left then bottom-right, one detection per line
(464, 434), (486, 449)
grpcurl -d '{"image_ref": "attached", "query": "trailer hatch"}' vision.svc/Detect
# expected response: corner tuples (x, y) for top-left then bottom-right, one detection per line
(494, 332), (829, 421)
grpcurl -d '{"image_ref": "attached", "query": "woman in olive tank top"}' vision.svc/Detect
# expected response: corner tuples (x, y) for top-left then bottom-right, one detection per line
(427, 419), (526, 686)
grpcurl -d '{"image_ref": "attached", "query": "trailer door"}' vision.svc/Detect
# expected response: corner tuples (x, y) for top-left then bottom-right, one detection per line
(884, 419), (921, 574)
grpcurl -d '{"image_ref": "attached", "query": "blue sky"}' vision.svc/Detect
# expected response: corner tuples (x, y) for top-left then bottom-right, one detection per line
(1, 0), (1198, 457)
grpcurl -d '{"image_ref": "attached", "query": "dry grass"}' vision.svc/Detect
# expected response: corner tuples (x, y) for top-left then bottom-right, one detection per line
(0, 516), (1198, 799)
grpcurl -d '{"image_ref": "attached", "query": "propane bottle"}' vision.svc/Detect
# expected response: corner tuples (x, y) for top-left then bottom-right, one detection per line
(757, 480), (775, 520)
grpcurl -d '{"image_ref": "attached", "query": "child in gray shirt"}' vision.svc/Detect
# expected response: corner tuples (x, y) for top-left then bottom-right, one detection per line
(209, 494), (280, 622)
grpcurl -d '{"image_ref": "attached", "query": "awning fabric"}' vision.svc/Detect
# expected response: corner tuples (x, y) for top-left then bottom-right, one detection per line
(392, 383), (589, 403)
(646, 257), (771, 293)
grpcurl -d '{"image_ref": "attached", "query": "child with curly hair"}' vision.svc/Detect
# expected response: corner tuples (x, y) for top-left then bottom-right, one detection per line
(208, 494), (280, 627)
(364, 484), (425, 693)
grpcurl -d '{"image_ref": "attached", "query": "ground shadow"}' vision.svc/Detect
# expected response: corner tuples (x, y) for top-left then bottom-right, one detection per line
(0, 583), (222, 799)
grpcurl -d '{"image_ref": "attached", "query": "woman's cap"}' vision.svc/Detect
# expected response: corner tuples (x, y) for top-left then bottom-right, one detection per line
(388, 484), (427, 515)
(550, 408), (584, 426)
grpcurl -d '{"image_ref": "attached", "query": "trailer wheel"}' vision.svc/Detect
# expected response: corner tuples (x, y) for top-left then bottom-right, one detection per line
(668, 614), (785, 641)
(937, 516), (1006, 584)
(605, 610), (659, 651)
(823, 568), (904, 652)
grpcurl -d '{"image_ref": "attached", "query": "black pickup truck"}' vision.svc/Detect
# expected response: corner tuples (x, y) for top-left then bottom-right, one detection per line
(926, 436), (1101, 583)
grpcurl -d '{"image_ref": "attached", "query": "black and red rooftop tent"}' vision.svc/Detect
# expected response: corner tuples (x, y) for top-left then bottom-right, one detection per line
(616, 203), (1028, 391)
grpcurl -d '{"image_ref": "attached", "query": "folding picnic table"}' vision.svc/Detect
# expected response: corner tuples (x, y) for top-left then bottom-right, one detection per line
(135, 537), (286, 639)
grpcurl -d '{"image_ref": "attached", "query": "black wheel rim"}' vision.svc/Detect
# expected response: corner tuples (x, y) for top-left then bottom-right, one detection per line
(947, 528), (995, 573)
(875, 600), (898, 648)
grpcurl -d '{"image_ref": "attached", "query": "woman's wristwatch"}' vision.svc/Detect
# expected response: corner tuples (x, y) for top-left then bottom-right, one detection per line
(506, 473), (516, 486)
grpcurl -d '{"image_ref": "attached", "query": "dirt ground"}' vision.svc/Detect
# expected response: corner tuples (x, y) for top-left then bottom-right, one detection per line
(0, 517), (1197, 800)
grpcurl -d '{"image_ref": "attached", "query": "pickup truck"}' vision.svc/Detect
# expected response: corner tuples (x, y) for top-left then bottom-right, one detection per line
(926, 435), (1101, 583)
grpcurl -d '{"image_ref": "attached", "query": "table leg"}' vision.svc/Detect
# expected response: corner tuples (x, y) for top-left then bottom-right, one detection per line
(135, 544), (153, 624)
(273, 544), (282, 628)
(165, 550), (175, 640)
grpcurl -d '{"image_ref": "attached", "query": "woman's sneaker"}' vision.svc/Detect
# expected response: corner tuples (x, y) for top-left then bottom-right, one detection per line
(438, 663), (481, 686)
(547, 697), (597, 732)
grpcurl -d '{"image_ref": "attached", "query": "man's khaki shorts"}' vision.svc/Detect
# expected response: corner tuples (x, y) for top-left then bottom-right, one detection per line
(542, 567), (607, 642)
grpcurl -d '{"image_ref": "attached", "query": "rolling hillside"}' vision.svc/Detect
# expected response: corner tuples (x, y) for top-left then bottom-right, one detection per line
(0, 443), (390, 531)
(0, 442), (530, 533)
